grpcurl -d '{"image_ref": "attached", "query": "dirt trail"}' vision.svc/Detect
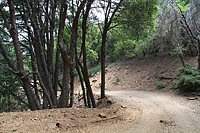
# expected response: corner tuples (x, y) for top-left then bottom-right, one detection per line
(88, 90), (200, 133)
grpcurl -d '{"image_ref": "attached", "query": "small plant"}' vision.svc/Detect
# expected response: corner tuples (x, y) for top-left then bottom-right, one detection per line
(113, 76), (120, 85)
(156, 82), (166, 89)
(116, 77), (120, 83)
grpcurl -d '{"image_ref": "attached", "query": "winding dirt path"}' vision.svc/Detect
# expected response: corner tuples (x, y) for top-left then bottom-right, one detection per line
(91, 91), (200, 133)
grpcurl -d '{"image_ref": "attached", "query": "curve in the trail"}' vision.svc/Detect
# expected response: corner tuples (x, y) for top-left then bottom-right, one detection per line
(93, 91), (200, 133)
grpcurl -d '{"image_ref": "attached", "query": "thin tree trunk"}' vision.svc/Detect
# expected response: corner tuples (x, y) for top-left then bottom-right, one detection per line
(69, 68), (75, 107)
(57, 0), (69, 108)
(100, 0), (124, 99)
(8, 0), (41, 110)
(53, 45), (60, 98)
(198, 39), (200, 70)
(177, 43), (185, 67)
(26, 0), (57, 108)
(82, 0), (96, 108)
(101, 32), (107, 98)
(87, 90), (91, 108)
(76, 62), (87, 107)
(59, 63), (70, 107)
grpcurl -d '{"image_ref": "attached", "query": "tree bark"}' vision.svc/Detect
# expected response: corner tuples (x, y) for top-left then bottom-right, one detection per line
(101, 0), (124, 99)
(198, 39), (200, 70)
(8, 0), (41, 110)
(82, 0), (96, 108)
(26, 0), (57, 108)
(69, 68), (75, 107)
(57, 0), (69, 107)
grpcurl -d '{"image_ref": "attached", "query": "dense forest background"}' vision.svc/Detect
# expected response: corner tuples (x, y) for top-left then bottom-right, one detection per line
(0, 0), (199, 112)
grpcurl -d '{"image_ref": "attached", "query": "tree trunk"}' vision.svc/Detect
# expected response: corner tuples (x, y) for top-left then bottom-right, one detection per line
(53, 45), (60, 98)
(8, 0), (41, 110)
(69, 68), (75, 107)
(100, 0), (124, 99)
(59, 63), (70, 107)
(198, 39), (200, 70)
(26, 0), (58, 108)
(81, 0), (96, 108)
(76, 62), (87, 107)
(101, 31), (107, 98)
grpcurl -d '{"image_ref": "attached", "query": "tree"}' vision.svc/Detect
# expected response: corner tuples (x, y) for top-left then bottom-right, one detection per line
(99, 0), (158, 98)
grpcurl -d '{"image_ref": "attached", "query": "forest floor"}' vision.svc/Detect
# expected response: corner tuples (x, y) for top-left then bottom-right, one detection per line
(1, 53), (200, 132)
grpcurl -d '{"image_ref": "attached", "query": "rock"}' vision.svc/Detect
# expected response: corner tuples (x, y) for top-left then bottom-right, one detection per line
(117, 67), (120, 70)
(96, 98), (107, 109)
(121, 105), (126, 108)
(56, 123), (61, 128)
(126, 66), (129, 69)
(187, 97), (198, 100)
(159, 120), (164, 123)
(98, 113), (107, 118)
(107, 98), (113, 104)
(92, 78), (98, 82)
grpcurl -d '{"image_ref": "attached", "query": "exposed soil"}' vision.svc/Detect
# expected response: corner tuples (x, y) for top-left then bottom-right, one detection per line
(1, 54), (200, 132)
(0, 102), (127, 132)
(91, 54), (197, 92)
(88, 90), (200, 133)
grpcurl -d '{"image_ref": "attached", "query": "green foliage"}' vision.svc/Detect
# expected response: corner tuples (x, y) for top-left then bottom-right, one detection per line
(120, 0), (158, 38)
(170, 44), (188, 56)
(116, 76), (120, 83)
(88, 63), (110, 77)
(156, 82), (166, 89)
(107, 0), (159, 61)
(88, 65), (101, 77)
(176, 65), (200, 91)
(86, 42), (98, 63)
(177, 0), (190, 14)
(113, 76), (120, 85)
(112, 38), (137, 60)
(0, 65), (28, 112)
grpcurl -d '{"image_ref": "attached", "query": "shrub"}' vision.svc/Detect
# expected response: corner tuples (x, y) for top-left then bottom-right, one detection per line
(156, 82), (166, 89)
(176, 65), (200, 91)
(88, 63), (110, 77)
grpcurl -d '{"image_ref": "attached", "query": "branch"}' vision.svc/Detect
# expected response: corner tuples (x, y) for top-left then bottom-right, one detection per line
(175, 3), (198, 40)
(0, 62), (19, 74)
(0, 7), (10, 30)
(21, 71), (37, 79)
(0, 39), (17, 71)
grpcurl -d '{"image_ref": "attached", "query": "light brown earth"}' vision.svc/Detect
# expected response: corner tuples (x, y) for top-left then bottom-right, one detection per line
(86, 90), (200, 133)
(1, 54), (200, 132)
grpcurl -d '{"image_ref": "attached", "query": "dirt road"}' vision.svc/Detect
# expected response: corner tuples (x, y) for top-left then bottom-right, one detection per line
(89, 91), (200, 133)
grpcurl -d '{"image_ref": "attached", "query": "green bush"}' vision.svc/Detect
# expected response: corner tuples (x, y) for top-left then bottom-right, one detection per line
(176, 65), (200, 91)
(89, 65), (101, 77)
(88, 63), (110, 77)
(156, 82), (166, 89)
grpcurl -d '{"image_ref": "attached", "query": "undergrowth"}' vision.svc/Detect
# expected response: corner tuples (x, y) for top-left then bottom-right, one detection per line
(176, 64), (200, 92)
(88, 63), (110, 77)
(156, 82), (166, 89)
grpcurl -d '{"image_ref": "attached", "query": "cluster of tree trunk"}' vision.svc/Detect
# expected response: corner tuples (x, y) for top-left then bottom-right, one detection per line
(0, 0), (124, 110)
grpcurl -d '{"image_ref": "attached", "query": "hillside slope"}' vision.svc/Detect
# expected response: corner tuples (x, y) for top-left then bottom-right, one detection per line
(91, 54), (197, 92)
